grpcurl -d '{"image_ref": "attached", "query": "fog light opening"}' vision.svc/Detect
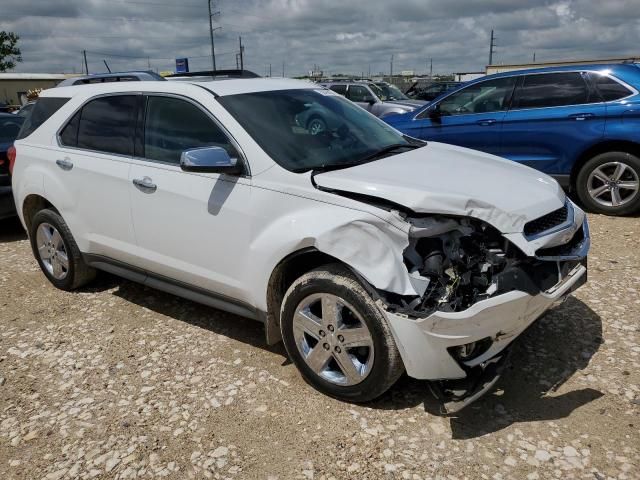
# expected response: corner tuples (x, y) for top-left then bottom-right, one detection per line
(449, 337), (493, 362)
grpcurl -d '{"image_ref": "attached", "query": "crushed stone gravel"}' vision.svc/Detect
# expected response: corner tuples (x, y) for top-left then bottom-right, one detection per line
(0, 213), (638, 479)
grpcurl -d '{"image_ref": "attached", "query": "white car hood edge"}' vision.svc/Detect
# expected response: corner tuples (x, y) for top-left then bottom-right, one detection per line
(313, 142), (566, 234)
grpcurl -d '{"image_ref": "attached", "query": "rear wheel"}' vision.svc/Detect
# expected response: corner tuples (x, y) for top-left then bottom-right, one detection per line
(280, 264), (404, 402)
(29, 209), (96, 291)
(576, 151), (640, 215)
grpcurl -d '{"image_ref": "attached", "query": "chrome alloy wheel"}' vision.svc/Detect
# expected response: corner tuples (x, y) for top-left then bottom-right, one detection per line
(293, 293), (375, 386)
(36, 223), (69, 280)
(587, 161), (640, 208)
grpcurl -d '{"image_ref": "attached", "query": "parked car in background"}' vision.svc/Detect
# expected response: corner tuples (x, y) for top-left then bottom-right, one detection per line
(0, 112), (24, 219)
(405, 81), (461, 101)
(11, 79), (588, 411)
(321, 80), (425, 118)
(385, 64), (640, 215)
(14, 101), (36, 117)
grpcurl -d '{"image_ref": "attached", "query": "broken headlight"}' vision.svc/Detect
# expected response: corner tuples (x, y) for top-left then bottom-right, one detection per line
(395, 216), (521, 316)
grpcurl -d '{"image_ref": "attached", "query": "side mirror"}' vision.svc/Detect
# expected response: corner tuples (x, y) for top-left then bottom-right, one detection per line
(428, 103), (442, 121)
(180, 146), (243, 175)
(363, 95), (376, 104)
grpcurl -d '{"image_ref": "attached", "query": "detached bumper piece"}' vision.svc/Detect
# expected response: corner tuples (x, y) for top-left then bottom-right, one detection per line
(429, 347), (511, 414)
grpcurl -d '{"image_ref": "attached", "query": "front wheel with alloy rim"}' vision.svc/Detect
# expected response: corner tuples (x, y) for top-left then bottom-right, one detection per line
(576, 151), (640, 215)
(280, 264), (404, 402)
(29, 209), (96, 291)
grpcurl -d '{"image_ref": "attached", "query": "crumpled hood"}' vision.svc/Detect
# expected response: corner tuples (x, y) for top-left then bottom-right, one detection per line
(313, 142), (566, 233)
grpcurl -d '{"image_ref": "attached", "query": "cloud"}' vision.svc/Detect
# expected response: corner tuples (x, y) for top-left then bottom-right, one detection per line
(0, 0), (639, 76)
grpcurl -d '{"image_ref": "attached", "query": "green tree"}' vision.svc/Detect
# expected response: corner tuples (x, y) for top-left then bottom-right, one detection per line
(0, 31), (22, 72)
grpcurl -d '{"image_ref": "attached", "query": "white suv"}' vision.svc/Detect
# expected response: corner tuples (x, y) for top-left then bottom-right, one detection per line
(11, 79), (589, 412)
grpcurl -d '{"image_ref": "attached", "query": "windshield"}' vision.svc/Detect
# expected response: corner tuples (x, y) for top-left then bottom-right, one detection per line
(217, 89), (412, 172)
(373, 83), (409, 101)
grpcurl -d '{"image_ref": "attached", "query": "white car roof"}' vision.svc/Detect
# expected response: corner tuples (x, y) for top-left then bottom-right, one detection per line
(42, 78), (319, 99)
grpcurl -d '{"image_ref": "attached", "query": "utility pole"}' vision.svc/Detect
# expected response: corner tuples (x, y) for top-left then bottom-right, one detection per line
(488, 29), (496, 66)
(208, 0), (220, 71)
(238, 36), (244, 71)
(83, 50), (89, 74)
(103, 60), (111, 73)
(429, 58), (433, 78)
(269, 63), (272, 77)
(390, 54), (393, 81)
(533, 51), (536, 62)
(282, 61), (285, 77)
(147, 56), (151, 69)
(368, 64), (371, 78)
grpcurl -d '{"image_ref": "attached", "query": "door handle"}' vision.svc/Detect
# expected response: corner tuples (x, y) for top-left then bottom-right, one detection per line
(133, 176), (157, 193)
(568, 113), (594, 121)
(55, 158), (73, 171)
(476, 119), (497, 126)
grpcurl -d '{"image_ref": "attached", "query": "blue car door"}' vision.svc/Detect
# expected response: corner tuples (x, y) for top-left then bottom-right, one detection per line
(411, 76), (517, 155)
(500, 71), (606, 177)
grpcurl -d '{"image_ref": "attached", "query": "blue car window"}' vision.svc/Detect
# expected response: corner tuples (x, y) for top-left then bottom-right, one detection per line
(436, 77), (516, 116)
(590, 73), (632, 102)
(513, 72), (592, 109)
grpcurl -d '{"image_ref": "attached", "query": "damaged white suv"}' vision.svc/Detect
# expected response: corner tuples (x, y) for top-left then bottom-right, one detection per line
(11, 79), (589, 412)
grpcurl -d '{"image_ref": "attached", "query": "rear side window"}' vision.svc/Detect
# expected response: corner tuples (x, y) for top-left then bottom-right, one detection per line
(16, 97), (69, 139)
(591, 74), (632, 101)
(513, 72), (591, 109)
(59, 111), (81, 147)
(329, 85), (347, 96)
(144, 96), (236, 164)
(76, 95), (138, 156)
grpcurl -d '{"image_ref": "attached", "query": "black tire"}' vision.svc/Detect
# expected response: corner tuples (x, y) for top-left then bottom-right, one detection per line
(29, 208), (96, 291)
(576, 151), (640, 215)
(280, 264), (404, 402)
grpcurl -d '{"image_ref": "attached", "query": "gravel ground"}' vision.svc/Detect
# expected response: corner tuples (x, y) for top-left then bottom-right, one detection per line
(0, 213), (638, 480)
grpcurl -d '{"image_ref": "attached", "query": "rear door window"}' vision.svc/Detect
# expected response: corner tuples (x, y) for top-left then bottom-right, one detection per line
(16, 97), (70, 139)
(590, 73), (633, 101)
(329, 85), (347, 96)
(513, 72), (592, 109)
(76, 95), (138, 156)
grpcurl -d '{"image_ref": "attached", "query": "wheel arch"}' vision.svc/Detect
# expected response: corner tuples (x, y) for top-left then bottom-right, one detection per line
(265, 248), (342, 344)
(571, 140), (640, 189)
(22, 194), (59, 233)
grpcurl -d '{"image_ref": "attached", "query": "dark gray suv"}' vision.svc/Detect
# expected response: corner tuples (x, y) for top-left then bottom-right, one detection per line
(321, 81), (425, 118)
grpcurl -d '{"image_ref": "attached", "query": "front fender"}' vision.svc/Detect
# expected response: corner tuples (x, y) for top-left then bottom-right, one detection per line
(245, 190), (416, 312)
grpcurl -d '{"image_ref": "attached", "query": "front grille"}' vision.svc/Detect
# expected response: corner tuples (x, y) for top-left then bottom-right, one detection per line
(535, 225), (585, 258)
(524, 204), (568, 237)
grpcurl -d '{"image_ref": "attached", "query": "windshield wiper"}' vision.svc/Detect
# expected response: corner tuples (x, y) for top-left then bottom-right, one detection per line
(354, 143), (419, 164)
(303, 142), (422, 175)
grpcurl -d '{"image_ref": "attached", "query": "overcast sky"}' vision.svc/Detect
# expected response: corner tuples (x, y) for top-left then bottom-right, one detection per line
(1, 0), (639, 76)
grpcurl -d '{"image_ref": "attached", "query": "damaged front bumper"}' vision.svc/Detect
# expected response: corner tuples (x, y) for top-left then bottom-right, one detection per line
(384, 259), (587, 410)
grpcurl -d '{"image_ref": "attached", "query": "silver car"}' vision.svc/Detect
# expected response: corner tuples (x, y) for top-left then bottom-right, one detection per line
(321, 81), (425, 118)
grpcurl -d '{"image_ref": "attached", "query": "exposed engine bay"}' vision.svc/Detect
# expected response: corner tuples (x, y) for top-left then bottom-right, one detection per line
(385, 215), (565, 318)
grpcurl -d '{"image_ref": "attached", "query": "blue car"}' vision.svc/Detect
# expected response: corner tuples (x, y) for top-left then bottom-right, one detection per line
(384, 64), (640, 215)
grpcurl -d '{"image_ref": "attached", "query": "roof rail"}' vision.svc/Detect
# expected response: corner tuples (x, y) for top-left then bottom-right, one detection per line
(165, 69), (260, 79)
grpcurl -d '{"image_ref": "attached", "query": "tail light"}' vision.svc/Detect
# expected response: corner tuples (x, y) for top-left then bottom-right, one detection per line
(7, 145), (16, 175)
